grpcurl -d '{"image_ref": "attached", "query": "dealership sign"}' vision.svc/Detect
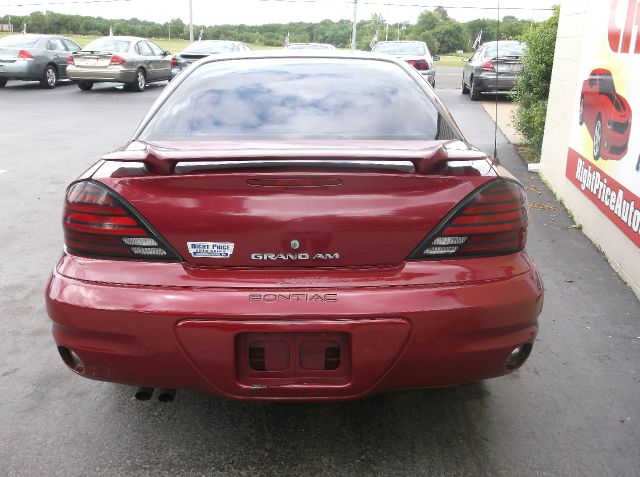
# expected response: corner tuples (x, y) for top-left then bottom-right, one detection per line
(565, 0), (640, 246)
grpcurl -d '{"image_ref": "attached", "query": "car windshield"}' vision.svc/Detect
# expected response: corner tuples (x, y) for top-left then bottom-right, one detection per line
(183, 42), (236, 54)
(373, 42), (426, 56)
(598, 74), (616, 94)
(141, 58), (445, 141)
(286, 44), (333, 50)
(83, 38), (130, 53)
(484, 43), (524, 58)
(0, 35), (40, 48)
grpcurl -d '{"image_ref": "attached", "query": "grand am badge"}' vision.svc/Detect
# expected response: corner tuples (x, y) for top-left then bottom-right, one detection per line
(187, 242), (234, 258)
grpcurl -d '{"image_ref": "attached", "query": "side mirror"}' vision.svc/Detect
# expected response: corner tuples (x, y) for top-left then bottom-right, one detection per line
(432, 55), (440, 62)
(462, 57), (470, 62)
(163, 50), (171, 56)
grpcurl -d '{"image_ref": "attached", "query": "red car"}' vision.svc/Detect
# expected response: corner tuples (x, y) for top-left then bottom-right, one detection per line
(46, 53), (543, 402)
(579, 68), (632, 160)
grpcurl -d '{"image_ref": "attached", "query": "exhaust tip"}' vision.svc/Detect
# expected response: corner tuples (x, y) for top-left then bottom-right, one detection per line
(57, 346), (85, 374)
(505, 342), (533, 371)
(157, 389), (176, 403)
(134, 387), (154, 401)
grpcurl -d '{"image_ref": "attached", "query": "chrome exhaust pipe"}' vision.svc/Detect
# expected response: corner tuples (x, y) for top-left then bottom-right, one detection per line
(157, 389), (176, 403)
(134, 387), (154, 401)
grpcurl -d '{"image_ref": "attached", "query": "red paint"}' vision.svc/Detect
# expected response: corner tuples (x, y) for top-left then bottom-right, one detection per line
(46, 135), (542, 400)
(608, 0), (640, 54)
(565, 148), (640, 247)
(579, 68), (632, 161)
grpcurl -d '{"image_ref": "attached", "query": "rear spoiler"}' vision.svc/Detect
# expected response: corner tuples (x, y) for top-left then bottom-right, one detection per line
(101, 140), (490, 175)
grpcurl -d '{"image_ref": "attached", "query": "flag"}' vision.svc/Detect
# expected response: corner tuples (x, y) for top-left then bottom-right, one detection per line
(369, 30), (378, 50)
(109, 26), (113, 36)
(21, 23), (26, 35)
(284, 30), (290, 47)
(198, 27), (203, 41)
(472, 30), (482, 50)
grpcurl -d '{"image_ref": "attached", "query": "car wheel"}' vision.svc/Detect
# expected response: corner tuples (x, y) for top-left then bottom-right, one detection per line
(40, 65), (57, 89)
(593, 116), (602, 160)
(0, 78), (7, 88)
(77, 81), (94, 91)
(461, 77), (470, 94)
(470, 77), (481, 101)
(129, 69), (146, 92)
(578, 97), (584, 125)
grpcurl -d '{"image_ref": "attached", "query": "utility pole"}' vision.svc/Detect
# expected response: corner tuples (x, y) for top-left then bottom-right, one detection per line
(189, 0), (194, 43)
(350, 0), (358, 51)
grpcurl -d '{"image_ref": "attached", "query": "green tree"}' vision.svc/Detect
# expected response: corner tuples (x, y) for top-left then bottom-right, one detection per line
(510, 7), (560, 160)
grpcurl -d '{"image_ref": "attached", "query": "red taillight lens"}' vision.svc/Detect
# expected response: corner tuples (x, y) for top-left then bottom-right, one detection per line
(67, 55), (74, 65)
(63, 181), (179, 260)
(170, 55), (178, 67)
(110, 55), (126, 65)
(410, 180), (527, 259)
(481, 60), (495, 71)
(17, 50), (33, 60)
(406, 59), (429, 70)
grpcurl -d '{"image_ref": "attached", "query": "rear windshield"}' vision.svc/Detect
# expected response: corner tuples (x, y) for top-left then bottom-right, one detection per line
(373, 42), (426, 56)
(141, 58), (450, 141)
(183, 42), (236, 54)
(484, 43), (524, 58)
(286, 44), (334, 50)
(83, 38), (130, 53)
(0, 36), (40, 48)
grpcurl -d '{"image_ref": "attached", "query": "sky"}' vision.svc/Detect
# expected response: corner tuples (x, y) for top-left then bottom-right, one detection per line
(1, 0), (558, 26)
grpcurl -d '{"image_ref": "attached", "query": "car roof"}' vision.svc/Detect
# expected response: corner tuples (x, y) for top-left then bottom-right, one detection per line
(91, 36), (148, 42)
(375, 41), (425, 45)
(481, 40), (523, 46)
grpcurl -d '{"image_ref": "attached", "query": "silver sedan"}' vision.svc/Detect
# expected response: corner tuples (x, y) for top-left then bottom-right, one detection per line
(67, 36), (172, 92)
(0, 34), (81, 89)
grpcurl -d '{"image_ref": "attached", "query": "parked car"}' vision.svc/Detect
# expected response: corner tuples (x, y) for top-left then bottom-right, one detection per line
(579, 68), (632, 160)
(284, 43), (336, 50)
(0, 34), (81, 89)
(371, 41), (439, 87)
(46, 52), (542, 402)
(67, 36), (171, 92)
(171, 40), (251, 78)
(462, 40), (524, 100)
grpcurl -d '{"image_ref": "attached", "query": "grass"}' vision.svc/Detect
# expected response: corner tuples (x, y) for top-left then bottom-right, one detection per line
(437, 53), (473, 67)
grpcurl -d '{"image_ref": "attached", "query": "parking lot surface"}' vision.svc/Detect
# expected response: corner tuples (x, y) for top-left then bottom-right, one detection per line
(1, 71), (639, 476)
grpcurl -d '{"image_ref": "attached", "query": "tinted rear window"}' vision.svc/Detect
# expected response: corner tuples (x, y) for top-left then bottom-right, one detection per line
(373, 42), (427, 56)
(484, 43), (524, 58)
(183, 42), (236, 54)
(0, 36), (40, 48)
(142, 58), (448, 141)
(83, 38), (130, 53)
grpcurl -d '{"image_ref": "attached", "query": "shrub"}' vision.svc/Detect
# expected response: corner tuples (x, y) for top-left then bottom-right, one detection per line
(511, 7), (559, 160)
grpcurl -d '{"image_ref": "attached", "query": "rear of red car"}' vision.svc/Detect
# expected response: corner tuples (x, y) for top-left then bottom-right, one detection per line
(46, 54), (542, 401)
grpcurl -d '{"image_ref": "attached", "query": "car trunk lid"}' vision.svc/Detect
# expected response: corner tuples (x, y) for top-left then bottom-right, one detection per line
(95, 140), (494, 268)
(72, 51), (116, 67)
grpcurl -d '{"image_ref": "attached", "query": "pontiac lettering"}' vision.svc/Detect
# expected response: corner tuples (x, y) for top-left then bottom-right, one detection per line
(249, 293), (338, 302)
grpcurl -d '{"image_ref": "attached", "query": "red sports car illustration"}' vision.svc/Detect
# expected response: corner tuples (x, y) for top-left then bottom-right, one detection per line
(46, 53), (543, 402)
(579, 68), (632, 160)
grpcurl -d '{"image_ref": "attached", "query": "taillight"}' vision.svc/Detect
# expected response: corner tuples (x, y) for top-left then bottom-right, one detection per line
(410, 180), (527, 259)
(67, 56), (74, 65)
(170, 55), (178, 67)
(406, 59), (429, 71)
(110, 55), (126, 65)
(481, 60), (495, 71)
(63, 181), (179, 261)
(17, 50), (33, 60)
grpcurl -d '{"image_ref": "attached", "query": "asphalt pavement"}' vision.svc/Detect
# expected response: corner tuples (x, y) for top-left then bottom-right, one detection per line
(0, 70), (639, 476)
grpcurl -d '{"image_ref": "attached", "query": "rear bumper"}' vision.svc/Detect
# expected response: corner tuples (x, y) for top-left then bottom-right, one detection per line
(0, 60), (41, 80)
(46, 253), (543, 401)
(473, 73), (518, 93)
(67, 65), (137, 83)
